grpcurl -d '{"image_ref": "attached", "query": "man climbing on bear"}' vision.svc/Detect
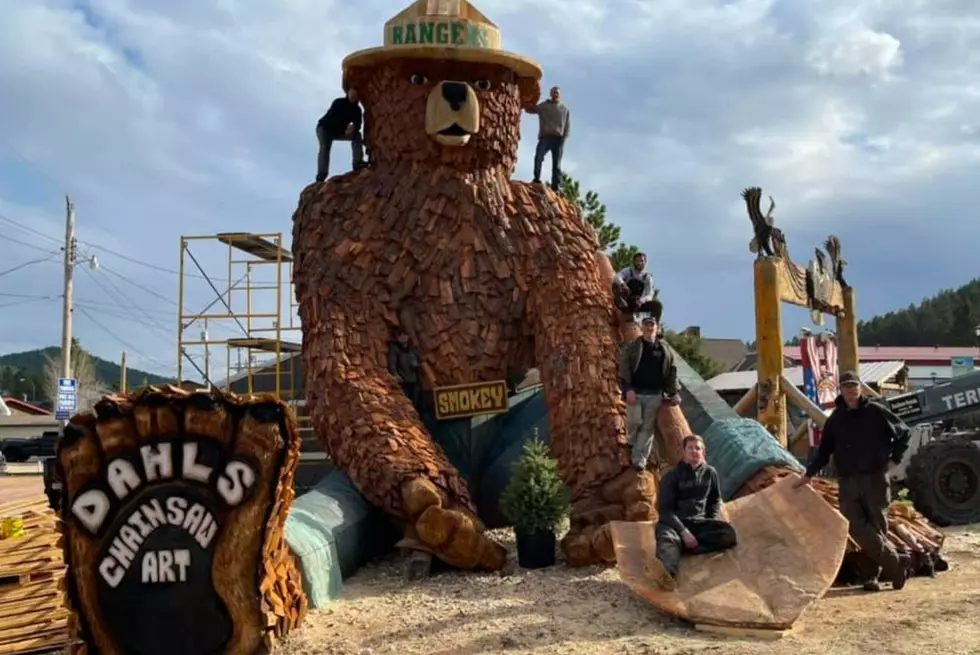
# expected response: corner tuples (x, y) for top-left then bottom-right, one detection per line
(614, 252), (662, 321)
(315, 87), (368, 182)
(645, 435), (738, 591)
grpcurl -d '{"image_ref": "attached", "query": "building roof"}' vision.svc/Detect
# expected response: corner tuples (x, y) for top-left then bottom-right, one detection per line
(708, 360), (906, 392)
(906, 365), (957, 379)
(1, 397), (53, 416)
(786, 346), (977, 363)
(699, 338), (749, 370)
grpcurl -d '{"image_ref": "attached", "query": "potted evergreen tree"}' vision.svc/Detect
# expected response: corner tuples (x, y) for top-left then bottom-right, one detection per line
(500, 432), (571, 569)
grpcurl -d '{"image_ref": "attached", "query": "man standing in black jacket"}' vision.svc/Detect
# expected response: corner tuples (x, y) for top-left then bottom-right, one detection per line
(794, 370), (913, 592)
(618, 316), (680, 471)
(315, 87), (366, 182)
(645, 435), (737, 590)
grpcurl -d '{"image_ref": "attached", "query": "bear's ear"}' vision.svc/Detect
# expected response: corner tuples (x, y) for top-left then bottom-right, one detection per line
(517, 77), (540, 110)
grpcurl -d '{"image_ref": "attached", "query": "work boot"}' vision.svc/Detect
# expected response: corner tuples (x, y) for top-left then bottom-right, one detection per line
(861, 579), (881, 592)
(891, 554), (912, 590)
(644, 555), (677, 592)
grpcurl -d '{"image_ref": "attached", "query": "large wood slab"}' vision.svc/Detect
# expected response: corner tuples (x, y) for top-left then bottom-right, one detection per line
(610, 474), (848, 630)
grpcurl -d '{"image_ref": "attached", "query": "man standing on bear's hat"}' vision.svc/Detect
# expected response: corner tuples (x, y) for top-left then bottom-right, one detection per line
(793, 369), (913, 592)
(618, 316), (680, 471)
(526, 85), (570, 191)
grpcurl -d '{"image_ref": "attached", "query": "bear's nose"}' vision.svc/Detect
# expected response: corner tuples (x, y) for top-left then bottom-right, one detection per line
(441, 82), (468, 111)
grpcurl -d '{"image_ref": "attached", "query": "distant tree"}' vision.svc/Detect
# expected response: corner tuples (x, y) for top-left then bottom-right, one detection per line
(0, 365), (44, 403)
(43, 338), (111, 414)
(857, 278), (980, 346)
(559, 173), (638, 271)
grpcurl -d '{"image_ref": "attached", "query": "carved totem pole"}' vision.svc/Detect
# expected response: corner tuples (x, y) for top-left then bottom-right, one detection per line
(291, 0), (658, 568)
(741, 187), (859, 447)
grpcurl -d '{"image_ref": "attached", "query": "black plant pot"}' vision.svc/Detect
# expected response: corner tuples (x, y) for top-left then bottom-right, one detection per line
(515, 529), (556, 569)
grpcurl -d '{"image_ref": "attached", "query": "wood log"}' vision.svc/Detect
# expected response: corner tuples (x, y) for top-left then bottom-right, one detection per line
(57, 386), (306, 654)
(735, 465), (946, 560)
(296, 57), (653, 569)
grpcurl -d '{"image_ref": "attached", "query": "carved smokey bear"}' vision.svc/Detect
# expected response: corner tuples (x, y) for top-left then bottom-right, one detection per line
(57, 387), (304, 654)
(292, 0), (659, 569)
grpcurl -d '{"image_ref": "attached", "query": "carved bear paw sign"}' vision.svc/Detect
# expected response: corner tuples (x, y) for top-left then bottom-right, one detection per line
(57, 386), (306, 655)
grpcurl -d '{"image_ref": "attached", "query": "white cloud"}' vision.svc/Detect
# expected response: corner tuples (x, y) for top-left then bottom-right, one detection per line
(806, 27), (903, 78)
(1, 0), (980, 380)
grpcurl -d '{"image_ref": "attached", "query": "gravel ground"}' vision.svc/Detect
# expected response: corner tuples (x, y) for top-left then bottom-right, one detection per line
(284, 526), (980, 655)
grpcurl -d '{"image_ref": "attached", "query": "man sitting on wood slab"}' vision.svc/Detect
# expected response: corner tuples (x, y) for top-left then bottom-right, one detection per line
(645, 435), (738, 591)
(793, 370), (912, 592)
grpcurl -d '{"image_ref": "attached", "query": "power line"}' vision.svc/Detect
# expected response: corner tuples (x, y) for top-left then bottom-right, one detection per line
(6, 234), (61, 255)
(0, 212), (63, 245)
(100, 264), (177, 306)
(74, 305), (161, 366)
(79, 266), (171, 337)
(0, 296), (56, 310)
(0, 254), (59, 279)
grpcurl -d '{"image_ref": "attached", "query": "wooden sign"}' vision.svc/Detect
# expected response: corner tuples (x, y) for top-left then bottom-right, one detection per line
(433, 380), (508, 420)
(388, 20), (498, 48)
(58, 387), (306, 654)
(886, 390), (925, 421)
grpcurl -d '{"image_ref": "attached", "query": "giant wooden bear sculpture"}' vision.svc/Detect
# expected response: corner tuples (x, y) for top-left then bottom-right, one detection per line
(292, 0), (656, 569)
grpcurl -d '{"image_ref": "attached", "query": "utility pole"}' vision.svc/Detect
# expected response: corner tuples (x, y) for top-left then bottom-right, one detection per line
(61, 196), (76, 383)
(120, 351), (128, 393)
(202, 319), (211, 389)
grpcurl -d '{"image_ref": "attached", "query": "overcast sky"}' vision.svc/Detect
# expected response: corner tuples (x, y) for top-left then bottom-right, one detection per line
(1, 0), (979, 381)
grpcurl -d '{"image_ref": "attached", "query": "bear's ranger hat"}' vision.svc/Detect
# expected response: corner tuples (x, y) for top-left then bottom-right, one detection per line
(342, 0), (543, 80)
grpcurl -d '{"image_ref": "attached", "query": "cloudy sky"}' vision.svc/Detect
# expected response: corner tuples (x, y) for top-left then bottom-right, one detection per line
(1, 0), (979, 382)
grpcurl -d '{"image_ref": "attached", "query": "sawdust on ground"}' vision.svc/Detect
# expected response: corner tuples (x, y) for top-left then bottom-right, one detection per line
(284, 525), (980, 655)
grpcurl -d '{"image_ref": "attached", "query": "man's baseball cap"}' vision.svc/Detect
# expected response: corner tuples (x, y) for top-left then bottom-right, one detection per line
(641, 316), (657, 325)
(839, 370), (861, 386)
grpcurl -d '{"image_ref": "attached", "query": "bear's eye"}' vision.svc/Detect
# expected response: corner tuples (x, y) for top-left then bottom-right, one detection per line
(409, 73), (428, 85)
(473, 79), (492, 91)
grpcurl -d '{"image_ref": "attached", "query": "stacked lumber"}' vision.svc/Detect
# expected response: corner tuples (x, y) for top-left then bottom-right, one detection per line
(809, 478), (945, 556)
(294, 56), (646, 571)
(736, 466), (945, 564)
(0, 497), (69, 655)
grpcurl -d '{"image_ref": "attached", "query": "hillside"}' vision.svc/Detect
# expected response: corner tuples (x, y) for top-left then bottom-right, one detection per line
(1, 346), (173, 393)
(857, 278), (980, 346)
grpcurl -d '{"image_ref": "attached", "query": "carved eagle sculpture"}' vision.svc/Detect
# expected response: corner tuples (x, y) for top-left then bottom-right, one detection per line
(824, 235), (848, 288)
(741, 186), (784, 259)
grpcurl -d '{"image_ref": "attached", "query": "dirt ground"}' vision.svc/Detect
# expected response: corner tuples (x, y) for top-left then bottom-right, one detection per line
(284, 525), (980, 655)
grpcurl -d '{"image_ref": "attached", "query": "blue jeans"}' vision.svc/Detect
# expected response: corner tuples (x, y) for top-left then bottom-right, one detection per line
(533, 136), (564, 190)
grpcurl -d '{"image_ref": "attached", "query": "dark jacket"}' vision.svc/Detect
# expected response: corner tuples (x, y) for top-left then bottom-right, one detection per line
(618, 337), (679, 396)
(387, 341), (421, 384)
(804, 394), (912, 478)
(317, 97), (362, 136)
(657, 461), (723, 533)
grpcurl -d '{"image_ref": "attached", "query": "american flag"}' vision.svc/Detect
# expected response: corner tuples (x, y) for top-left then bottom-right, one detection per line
(800, 332), (838, 447)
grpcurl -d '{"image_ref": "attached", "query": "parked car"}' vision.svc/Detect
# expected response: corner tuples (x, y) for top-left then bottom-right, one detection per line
(0, 430), (59, 462)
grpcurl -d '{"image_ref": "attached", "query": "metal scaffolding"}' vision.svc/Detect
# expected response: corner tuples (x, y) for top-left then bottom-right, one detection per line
(176, 232), (303, 407)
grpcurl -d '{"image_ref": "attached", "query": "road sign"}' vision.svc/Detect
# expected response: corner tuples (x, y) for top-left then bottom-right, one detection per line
(56, 377), (77, 421)
(951, 356), (975, 378)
